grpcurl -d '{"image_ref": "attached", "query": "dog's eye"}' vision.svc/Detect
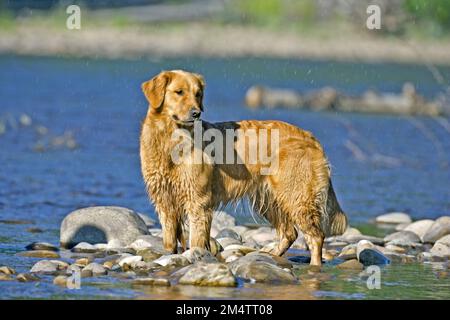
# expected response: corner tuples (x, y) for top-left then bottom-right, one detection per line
(195, 91), (202, 98)
(175, 90), (183, 96)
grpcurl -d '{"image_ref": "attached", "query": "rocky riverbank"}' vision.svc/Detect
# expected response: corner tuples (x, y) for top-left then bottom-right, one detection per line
(1, 207), (449, 289)
(2, 23), (450, 65)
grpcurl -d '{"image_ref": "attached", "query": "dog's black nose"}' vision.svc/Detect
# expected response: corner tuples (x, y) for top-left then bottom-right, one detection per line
(190, 108), (201, 119)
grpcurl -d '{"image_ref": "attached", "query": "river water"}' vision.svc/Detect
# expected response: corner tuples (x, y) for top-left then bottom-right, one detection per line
(0, 55), (449, 299)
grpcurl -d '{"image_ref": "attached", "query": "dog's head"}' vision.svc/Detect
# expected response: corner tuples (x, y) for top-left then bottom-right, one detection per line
(142, 70), (205, 127)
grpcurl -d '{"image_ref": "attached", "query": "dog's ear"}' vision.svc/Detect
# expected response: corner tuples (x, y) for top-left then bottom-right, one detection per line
(141, 71), (171, 111)
(193, 73), (205, 111)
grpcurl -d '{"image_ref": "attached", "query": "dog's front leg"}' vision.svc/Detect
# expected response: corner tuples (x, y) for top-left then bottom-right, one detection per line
(188, 209), (212, 251)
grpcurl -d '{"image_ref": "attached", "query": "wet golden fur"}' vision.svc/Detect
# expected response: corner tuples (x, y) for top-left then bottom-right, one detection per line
(140, 70), (347, 266)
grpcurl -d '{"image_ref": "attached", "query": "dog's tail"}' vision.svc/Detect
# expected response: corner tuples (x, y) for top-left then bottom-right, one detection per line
(325, 180), (348, 236)
(315, 177), (347, 237)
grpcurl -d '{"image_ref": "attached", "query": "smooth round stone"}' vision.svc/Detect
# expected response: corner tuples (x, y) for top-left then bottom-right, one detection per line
(128, 235), (164, 251)
(83, 263), (107, 276)
(338, 244), (357, 260)
(217, 249), (244, 262)
(356, 240), (375, 257)
(18, 250), (60, 259)
(25, 242), (59, 252)
(0, 274), (14, 281)
(229, 226), (249, 237)
(133, 277), (170, 286)
(179, 262), (237, 287)
(358, 248), (390, 266)
(395, 223), (411, 231)
(136, 248), (164, 262)
(71, 242), (98, 253)
(153, 254), (190, 268)
(336, 259), (364, 270)
(430, 235), (450, 257)
(16, 273), (40, 282)
(60, 206), (149, 248)
(403, 220), (434, 240)
(342, 227), (362, 237)
(212, 211), (235, 229)
(53, 275), (68, 287)
(217, 237), (241, 248)
(0, 266), (16, 275)
(385, 244), (407, 254)
(224, 244), (256, 254)
(225, 255), (241, 263)
(375, 212), (412, 224)
(182, 247), (218, 264)
(422, 217), (450, 243)
(231, 251), (292, 269)
(215, 228), (242, 242)
(75, 257), (91, 267)
(118, 256), (143, 267)
(384, 231), (421, 244)
(232, 261), (297, 283)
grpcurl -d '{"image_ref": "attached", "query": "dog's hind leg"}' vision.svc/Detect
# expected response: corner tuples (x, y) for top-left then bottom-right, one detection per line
(304, 233), (324, 267)
(270, 222), (298, 256)
(158, 209), (179, 254)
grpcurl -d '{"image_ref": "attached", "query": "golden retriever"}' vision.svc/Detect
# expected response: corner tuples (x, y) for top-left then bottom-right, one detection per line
(140, 70), (347, 266)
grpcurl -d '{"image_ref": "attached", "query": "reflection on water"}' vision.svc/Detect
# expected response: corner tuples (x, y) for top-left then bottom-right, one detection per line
(0, 55), (449, 299)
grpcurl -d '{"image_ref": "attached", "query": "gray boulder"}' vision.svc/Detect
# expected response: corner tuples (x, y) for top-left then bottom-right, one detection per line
(232, 261), (296, 283)
(179, 262), (237, 287)
(422, 216), (450, 243)
(60, 206), (149, 248)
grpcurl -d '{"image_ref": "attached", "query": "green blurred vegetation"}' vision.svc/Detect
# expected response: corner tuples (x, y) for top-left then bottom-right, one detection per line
(404, 0), (450, 37)
(1, 0), (450, 39)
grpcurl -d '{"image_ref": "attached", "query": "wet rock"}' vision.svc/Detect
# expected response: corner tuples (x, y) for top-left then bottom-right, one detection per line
(182, 247), (218, 264)
(179, 262), (237, 287)
(230, 251), (292, 270)
(0, 274), (14, 281)
(384, 231), (421, 246)
(129, 235), (165, 252)
(338, 244), (356, 260)
(16, 273), (40, 282)
(81, 269), (93, 278)
(229, 226), (249, 237)
(118, 256), (143, 268)
(72, 242), (98, 253)
(384, 244), (407, 254)
(357, 241), (390, 266)
(136, 248), (164, 262)
(0, 266), (16, 275)
(217, 237), (241, 248)
(334, 234), (384, 245)
(384, 253), (415, 264)
(26, 227), (44, 233)
(153, 254), (190, 268)
(403, 219), (434, 240)
(376, 212), (412, 224)
(25, 242), (59, 252)
(223, 244), (256, 254)
(133, 277), (170, 286)
(18, 250), (60, 259)
(215, 228), (242, 242)
(60, 206), (149, 248)
(83, 263), (107, 276)
(217, 249), (244, 262)
(430, 235), (450, 257)
(53, 275), (68, 287)
(30, 260), (62, 275)
(232, 261), (296, 283)
(337, 259), (364, 270)
(416, 252), (447, 263)
(212, 211), (235, 229)
(422, 216), (450, 243)
(74, 257), (92, 267)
